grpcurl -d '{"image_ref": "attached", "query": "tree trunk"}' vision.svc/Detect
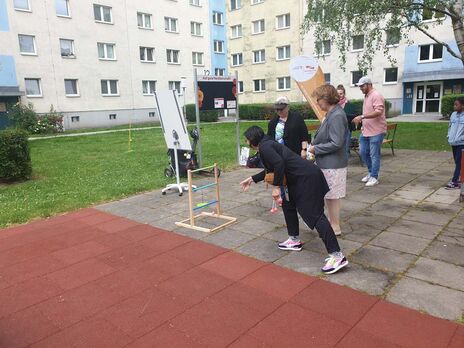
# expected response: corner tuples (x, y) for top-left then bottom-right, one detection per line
(451, 0), (464, 65)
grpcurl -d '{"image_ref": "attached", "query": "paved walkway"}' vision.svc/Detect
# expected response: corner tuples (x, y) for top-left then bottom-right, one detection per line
(0, 208), (462, 347)
(99, 149), (464, 322)
(1, 149), (463, 346)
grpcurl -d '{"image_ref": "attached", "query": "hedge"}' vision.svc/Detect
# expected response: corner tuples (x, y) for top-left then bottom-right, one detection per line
(185, 104), (219, 122)
(441, 94), (464, 119)
(0, 129), (32, 182)
(185, 99), (392, 122)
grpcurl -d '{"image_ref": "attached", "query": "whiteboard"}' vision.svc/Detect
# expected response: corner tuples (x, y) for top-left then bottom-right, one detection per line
(154, 90), (192, 151)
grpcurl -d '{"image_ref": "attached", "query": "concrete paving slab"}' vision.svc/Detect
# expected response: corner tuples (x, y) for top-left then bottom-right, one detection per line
(387, 277), (464, 321)
(352, 245), (416, 273)
(370, 231), (430, 255)
(228, 217), (280, 236)
(386, 219), (442, 240)
(274, 249), (328, 276)
(327, 263), (393, 296)
(407, 257), (464, 291)
(236, 238), (286, 263)
(425, 240), (464, 267)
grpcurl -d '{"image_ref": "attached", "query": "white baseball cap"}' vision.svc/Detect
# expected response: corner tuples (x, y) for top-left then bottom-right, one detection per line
(356, 76), (372, 86)
(275, 96), (289, 105)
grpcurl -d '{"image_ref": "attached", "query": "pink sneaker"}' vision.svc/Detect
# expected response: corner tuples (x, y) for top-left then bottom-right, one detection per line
(278, 237), (302, 251)
(321, 253), (348, 274)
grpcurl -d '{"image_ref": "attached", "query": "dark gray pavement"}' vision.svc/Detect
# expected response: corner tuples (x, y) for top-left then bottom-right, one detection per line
(97, 149), (464, 322)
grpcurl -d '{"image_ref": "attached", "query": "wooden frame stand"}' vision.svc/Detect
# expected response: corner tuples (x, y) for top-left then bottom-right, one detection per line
(175, 164), (236, 232)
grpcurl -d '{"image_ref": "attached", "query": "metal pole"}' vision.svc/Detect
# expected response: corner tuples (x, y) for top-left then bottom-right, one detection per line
(193, 69), (203, 167)
(235, 70), (240, 165)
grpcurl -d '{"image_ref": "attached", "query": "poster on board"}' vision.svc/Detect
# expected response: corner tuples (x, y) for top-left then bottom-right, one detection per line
(197, 75), (237, 111)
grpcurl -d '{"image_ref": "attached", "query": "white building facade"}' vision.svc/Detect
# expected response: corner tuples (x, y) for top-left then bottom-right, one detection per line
(0, 0), (212, 129)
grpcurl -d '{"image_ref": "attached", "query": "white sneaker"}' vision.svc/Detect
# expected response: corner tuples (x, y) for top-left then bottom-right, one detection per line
(361, 174), (371, 183)
(365, 177), (379, 187)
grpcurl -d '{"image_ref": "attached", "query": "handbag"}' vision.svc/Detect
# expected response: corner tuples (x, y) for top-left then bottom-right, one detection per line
(264, 172), (287, 186)
(246, 152), (263, 168)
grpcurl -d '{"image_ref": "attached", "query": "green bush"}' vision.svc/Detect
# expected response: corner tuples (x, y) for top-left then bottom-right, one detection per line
(0, 129), (32, 182)
(441, 94), (464, 119)
(185, 104), (219, 122)
(7, 102), (37, 133)
(34, 105), (64, 134)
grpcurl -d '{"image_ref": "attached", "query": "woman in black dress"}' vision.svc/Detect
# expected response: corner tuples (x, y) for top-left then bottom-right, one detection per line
(240, 126), (348, 274)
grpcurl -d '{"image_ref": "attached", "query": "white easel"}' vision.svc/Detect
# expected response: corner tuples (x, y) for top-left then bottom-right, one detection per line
(161, 130), (190, 196)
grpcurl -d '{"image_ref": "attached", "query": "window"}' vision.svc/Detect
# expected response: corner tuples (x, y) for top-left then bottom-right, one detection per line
(386, 29), (400, 47)
(384, 67), (398, 84)
(142, 80), (156, 95)
(165, 17), (178, 32)
(351, 71), (363, 86)
(14, 0), (30, 11)
(55, 0), (70, 17)
(215, 68), (225, 76)
(316, 40), (331, 56)
(190, 0), (200, 6)
(276, 14), (290, 29)
(277, 76), (291, 90)
(324, 73), (331, 84)
(18, 34), (36, 55)
(64, 79), (79, 96)
(109, 114), (116, 120)
(251, 0), (264, 4)
(25, 78), (41, 96)
(60, 39), (75, 57)
(166, 49), (180, 63)
(419, 44), (443, 62)
(214, 40), (224, 53)
(253, 79), (265, 92)
(192, 52), (204, 65)
(212, 11), (223, 25)
(98, 42), (116, 60)
(253, 49), (265, 63)
(101, 79), (119, 95)
(352, 35), (364, 51)
(276, 45), (290, 60)
(231, 0), (241, 10)
(148, 112), (156, 117)
(231, 25), (242, 38)
(231, 53), (243, 66)
(93, 4), (112, 23)
(422, 7), (445, 21)
(71, 116), (80, 122)
(137, 12), (152, 29)
(169, 81), (181, 94)
(252, 19), (265, 34)
(191, 21), (202, 36)
(139, 47), (154, 62)
(238, 81), (244, 93)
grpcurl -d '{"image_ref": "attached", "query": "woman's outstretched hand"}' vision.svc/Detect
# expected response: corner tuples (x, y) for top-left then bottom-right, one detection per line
(240, 177), (253, 191)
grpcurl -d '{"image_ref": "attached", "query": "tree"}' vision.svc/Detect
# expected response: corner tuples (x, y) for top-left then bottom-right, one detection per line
(302, 0), (464, 71)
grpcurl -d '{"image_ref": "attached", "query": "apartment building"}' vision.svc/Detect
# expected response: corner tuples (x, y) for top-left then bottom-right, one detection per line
(209, 0), (228, 77)
(227, 0), (463, 115)
(0, 0), (212, 129)
(226, 0), (306, 104)
(304, 15), (463, 115)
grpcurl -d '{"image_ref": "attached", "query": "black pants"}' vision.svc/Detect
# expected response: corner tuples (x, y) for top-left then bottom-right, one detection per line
(451, 145), (464, 183)
(282, 188), (340, 254)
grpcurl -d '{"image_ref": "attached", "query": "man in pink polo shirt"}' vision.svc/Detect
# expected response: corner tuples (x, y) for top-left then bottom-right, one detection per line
(352, 77), (387, 187)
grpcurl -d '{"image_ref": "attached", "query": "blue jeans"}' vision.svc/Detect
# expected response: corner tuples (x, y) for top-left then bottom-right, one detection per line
(345, 130), (352, 156)
(451, 145), (464, 183)
(359, 133), (385, 179)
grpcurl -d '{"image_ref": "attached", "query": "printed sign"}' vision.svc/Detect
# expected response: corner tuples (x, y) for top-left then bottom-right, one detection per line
(197, 75), (237, 111)
(289, 56), (319, 82)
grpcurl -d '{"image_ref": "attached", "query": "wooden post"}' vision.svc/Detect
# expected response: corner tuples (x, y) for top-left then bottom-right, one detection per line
(214, 164), (221, 215)
(188, 169), (194, 226)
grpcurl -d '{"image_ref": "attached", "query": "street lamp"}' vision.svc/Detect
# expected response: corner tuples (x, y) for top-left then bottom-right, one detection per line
(180, 77), (187, 123)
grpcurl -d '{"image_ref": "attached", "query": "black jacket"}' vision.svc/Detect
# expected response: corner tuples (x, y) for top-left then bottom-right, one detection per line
(251, 136), (329, 226)
(267, 111), (310, 155)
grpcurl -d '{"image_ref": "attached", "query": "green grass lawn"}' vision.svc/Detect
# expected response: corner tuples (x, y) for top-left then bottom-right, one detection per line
(0, 121), (450, 227)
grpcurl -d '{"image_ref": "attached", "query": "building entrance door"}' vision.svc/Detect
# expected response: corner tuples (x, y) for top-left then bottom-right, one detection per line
(414, 83), (442, 113)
